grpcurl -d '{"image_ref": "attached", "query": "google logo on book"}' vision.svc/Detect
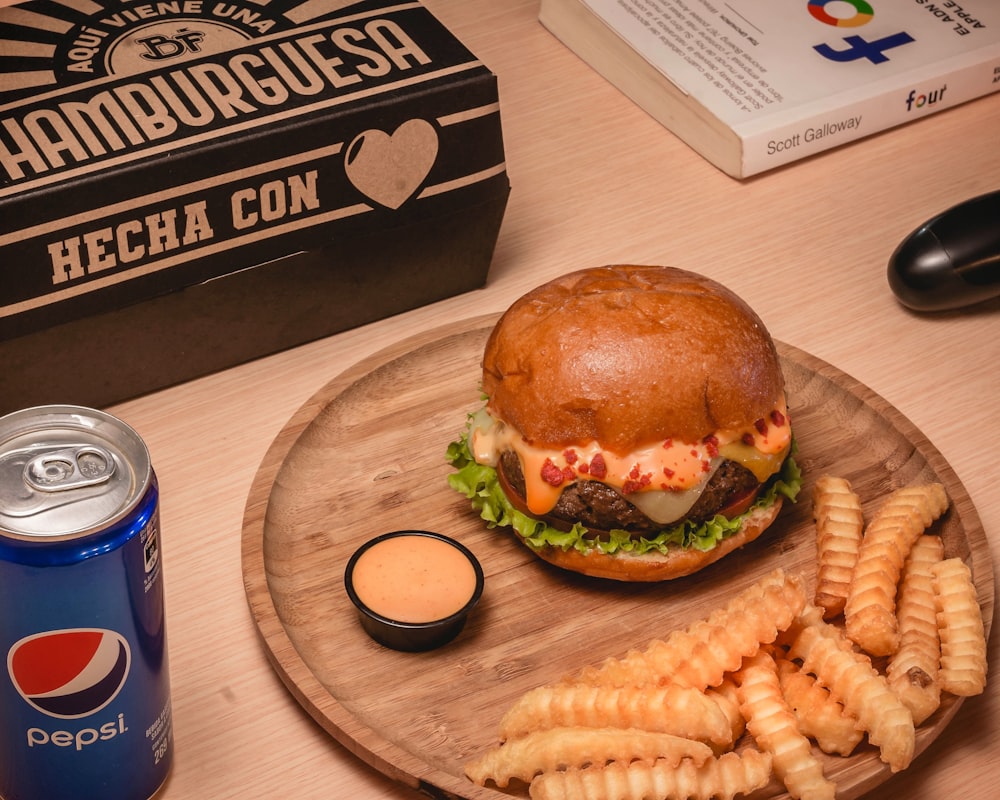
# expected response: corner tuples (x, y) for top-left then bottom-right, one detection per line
(808, 0), (913, 65)
(808, 0), (874, 27)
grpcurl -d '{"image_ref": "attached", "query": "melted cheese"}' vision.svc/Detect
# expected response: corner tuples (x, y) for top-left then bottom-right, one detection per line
(628, 460), (721, 523)
(470, 398), (791, 524)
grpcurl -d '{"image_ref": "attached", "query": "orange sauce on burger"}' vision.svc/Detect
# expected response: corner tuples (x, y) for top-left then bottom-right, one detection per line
(351, 534), (478, 623)
(471, 398), (792, 520)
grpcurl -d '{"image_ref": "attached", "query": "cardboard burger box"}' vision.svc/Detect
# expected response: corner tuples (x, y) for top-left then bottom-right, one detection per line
(0, 0), (509, 413)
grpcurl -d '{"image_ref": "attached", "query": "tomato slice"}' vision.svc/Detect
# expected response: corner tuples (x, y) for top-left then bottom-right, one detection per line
(717, 486), (762, 519)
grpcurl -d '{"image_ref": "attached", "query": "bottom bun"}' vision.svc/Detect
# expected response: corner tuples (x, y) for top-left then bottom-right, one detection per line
(519, 499), (784, 582)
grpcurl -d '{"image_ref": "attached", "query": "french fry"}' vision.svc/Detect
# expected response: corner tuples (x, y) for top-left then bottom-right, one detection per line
(527, 749), (773, 800)
(736, 649), (836, 800)
(812, 475), (864, 619)
(497, 682), (733, 747)
(575, 569), (806, 689)
(779, 603), (858, 654)
(887, 535), (944, 724)
(932, 557), (988, 697)
(705, 679), (746, 751)
(788, 614), (915, 772)
(465, 478), (987, 800)
(465, 727), (713, 788)
(844, 483), (949, 656)
(775, 656), (862, 757)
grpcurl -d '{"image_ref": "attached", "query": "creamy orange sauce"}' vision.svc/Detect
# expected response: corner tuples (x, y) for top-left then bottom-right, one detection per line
(351, 535), (477, 623)
(471, 397), (791, 519)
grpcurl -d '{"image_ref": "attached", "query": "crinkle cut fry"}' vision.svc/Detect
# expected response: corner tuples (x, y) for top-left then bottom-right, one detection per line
(705, 679), (746, 749)
(527, 748), (773, 800)
(932, 557), (988, 697)
(575, 569), (806, 689)
(812, 475), (864, 619)
(844, 483), (949, 657)
(497, 682), (733, 746)
(789, 616), (915, 772)
(464, 727), (714, 788)
(887, 535), (944, 724)
(736, 649), (836, 800)
(775, 656), (862, 757)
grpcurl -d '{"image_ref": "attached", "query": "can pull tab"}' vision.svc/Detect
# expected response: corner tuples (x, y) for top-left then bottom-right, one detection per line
(23, 446), (117, 492)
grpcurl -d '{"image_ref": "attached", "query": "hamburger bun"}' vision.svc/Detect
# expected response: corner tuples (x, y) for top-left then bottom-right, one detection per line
(529, 500), (783, 581)
(482, 265), (784, 453)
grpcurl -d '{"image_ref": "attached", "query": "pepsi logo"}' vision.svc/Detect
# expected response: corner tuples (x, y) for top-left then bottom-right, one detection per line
(7, 629), (131, 719)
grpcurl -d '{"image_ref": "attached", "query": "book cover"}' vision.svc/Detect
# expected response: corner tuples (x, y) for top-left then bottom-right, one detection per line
(540, 0), (1000, 177)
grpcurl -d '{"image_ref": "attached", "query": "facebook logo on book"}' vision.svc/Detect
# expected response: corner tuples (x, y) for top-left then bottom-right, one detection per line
(807, 0), (914, 64)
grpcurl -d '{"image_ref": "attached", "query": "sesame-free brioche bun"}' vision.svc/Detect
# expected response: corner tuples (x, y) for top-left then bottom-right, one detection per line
(529, 500), (783, 581)
(482, 265), (785, 453)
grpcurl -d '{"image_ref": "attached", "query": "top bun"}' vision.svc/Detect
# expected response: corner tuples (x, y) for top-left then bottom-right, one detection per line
(482, 265), (784, 454)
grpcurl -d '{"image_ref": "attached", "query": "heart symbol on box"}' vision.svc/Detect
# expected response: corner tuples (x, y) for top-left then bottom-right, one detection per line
(344, 119), (439, 209)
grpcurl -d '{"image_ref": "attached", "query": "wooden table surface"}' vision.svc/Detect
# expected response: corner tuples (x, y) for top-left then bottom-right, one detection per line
(16, 1), (997, 798)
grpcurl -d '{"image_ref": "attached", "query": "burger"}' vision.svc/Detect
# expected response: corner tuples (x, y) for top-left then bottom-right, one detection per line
(447, 265), (800, 581)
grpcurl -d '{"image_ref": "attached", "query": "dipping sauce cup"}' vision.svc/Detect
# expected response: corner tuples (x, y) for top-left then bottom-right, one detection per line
(344, 530), (484, 651)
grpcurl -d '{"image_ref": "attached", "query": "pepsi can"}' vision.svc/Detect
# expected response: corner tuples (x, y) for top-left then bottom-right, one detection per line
(0, 405), (173, 800)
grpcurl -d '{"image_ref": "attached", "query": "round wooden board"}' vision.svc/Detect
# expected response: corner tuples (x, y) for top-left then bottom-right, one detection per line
(241, 314), (993, 800)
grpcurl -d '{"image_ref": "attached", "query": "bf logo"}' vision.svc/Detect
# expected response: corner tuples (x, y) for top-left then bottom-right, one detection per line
(136, 28), (207, 61)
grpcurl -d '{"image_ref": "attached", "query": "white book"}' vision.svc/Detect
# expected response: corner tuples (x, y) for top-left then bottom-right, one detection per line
(539, 0), (1000, 177)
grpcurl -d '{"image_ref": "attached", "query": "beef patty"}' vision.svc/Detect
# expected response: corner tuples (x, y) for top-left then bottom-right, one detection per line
(498, 450), (760, 533)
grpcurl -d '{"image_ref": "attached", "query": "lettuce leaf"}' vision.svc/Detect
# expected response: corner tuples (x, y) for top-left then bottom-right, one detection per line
(446, 421), (801, 557)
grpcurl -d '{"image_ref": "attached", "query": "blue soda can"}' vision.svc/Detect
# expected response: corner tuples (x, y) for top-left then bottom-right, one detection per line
(0, 405), (173, 800)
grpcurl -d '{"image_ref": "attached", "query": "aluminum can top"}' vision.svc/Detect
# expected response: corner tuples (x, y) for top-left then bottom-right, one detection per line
(0, 405), (151, 541)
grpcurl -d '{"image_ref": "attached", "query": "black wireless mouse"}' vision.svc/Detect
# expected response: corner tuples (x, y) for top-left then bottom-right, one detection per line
(887, 190), (1000, 311)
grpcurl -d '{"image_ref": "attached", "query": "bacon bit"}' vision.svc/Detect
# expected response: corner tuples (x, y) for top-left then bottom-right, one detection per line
(690, 449), (699, 458)
(662, 438), (673, 450)
(629, 464), (641, 480)
(663, 466), (675, 479)
(563, 449), (578, 465)
(622, 472), (652, 495)
(703, 434), (719, 458)
(701, 460), (711, 473)
(561, 465), (575, 483)
(540, 458), (566, 487)
(770, 409), (787, 427)
(754, 418), (768, 435)
(578, 462), (590, 475)
(741, 432), (755, 446)
(588, 453), (607, 479)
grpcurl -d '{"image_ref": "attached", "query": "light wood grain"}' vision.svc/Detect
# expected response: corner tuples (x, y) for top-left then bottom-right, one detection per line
(242, 314), (992, 800)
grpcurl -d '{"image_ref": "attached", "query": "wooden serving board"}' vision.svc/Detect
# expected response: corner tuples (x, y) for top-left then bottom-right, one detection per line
(241, 314), (993, 800)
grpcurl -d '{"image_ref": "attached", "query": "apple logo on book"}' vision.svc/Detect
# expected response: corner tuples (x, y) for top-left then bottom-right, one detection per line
(345, 119), (439, 210)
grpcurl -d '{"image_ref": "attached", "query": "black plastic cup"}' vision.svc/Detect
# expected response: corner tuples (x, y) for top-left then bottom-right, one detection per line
(344, 530), (484, 652)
